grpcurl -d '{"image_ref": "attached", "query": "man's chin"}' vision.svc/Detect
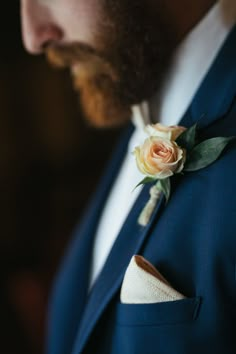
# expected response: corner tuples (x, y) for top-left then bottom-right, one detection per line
(46, 43), (131, 128)
(74, 75), (132, 129)
(68, 58), (131, 128)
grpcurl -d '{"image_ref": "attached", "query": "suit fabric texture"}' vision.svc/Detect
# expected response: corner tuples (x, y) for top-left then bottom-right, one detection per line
(46, 26), (236, 354)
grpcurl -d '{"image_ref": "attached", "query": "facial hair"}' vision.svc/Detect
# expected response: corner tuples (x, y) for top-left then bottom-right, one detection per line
(46, 42), (132, 128)
(46, 0), (177, 128)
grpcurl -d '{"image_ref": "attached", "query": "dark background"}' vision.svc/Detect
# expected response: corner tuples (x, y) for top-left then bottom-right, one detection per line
(0, 4), (121, 354)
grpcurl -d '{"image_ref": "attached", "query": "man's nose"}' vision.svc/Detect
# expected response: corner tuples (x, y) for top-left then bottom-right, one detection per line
(21, 0), (63, 54)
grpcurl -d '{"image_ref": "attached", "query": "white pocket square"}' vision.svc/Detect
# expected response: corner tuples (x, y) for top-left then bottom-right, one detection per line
(120, 255), (186, 304)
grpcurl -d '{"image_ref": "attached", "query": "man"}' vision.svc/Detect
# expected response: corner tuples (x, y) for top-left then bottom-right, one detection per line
(21, 0), (236, 353)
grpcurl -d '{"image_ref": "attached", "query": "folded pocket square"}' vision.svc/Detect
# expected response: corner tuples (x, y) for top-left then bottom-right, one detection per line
(120, 255), (186, 304)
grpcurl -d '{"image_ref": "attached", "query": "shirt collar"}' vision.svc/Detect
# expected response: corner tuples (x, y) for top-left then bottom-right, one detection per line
(132, 0), (236, 130)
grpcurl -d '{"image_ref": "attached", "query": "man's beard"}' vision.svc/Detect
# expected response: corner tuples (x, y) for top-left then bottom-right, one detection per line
(46, 1), (177, 128)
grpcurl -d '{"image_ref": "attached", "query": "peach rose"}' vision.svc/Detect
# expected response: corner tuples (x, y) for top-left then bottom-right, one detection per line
(134, 137), (186, 179)
(145, 123), (186, 141)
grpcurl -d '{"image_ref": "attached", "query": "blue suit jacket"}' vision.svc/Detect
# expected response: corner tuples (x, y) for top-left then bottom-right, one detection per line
(47, 27), (236, 354)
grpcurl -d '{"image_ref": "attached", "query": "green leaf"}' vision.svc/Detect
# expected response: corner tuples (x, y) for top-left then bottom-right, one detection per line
(176, 124), (197, 150)
(184, 137), (235, 172)
(158, 178), (171, 203)
(134, 177), (157, 190)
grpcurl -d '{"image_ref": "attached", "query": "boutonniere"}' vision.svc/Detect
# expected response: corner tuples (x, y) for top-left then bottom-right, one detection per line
(134, 123), (234, 226)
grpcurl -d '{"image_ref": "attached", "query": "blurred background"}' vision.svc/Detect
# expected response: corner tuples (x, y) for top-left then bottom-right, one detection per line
(0, 4), (121, 354)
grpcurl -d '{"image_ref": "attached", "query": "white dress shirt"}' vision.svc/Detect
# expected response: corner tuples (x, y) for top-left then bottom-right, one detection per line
(89, 0), (236, 288)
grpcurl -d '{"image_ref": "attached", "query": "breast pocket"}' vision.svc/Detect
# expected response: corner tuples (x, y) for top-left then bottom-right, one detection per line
(112, 297), (201, 354)
(116, 297), (201, 326)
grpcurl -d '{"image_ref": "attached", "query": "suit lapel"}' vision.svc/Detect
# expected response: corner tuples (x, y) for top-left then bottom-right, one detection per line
(48, 124), (134, 354)
(71, 122), (135, 314)
(72, 25), (236, 354)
